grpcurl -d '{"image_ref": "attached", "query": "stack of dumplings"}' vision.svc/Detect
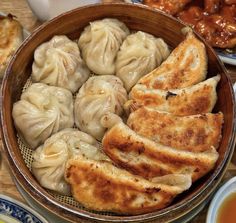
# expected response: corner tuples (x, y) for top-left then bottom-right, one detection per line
(103, 30), (223, 184)
(78, 18), (130, 76)
(12, 18), (223, 215)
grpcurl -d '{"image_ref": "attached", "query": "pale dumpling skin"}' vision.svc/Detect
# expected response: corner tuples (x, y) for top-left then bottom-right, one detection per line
(12, 83), (74, 149)
(116, 31), (170, 91)
(74, 75), (128, 141)
(32, 35), (90, 93)
(78, 18), (130, 75)
(32, 128), (108, 195)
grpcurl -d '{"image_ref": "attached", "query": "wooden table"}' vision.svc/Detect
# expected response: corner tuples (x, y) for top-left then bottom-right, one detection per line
(0, 0), (235, 222)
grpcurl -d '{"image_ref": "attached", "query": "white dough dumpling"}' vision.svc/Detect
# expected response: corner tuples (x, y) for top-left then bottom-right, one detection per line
(32, 128), (108, 195)
(78, 18), (130, 75)
(32, 35), (90, 93)
(75, 75), (128, 141)
(12, 83), (74, 149)
(116, 31), (170, 91)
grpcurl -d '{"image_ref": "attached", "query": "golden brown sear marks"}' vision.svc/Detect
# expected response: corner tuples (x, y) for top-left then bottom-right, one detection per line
(129, 75), (220, 116)
(139, 31), (207, 90)
(65, 157), (191, 214)
(0, 14), (23, 77)
(102, 122), (219, 182)
(127, 107), (223, 152)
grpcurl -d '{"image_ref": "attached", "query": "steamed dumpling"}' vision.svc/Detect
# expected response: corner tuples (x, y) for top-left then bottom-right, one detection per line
(116, 31), (170, 91)
(78, 18), (130, 75)
(12, 83), (74, 149)
(32, 35), (90, 93)
(32, 128), (108, 195)
(75, 75), (128, 141)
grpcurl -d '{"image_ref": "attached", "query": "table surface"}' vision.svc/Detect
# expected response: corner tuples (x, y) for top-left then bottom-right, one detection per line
(0, 0), (235, 223)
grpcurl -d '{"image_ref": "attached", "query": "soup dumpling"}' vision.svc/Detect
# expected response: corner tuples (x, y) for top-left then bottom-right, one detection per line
(12, 83), (74, 149)
(78, 18), (130, 75)
(74, 75), (128, 141)
(32, 35), (90, 93)
(116, 31), (170, 91)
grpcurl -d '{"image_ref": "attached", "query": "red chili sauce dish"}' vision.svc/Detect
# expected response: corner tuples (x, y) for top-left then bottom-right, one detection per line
(143, 0), (236, 49)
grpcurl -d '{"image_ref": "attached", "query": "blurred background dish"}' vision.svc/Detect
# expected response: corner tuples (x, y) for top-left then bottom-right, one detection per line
(0, 12), (30, 39)
(206, 177), (236, 223)
(14, 179), (70, 223)
(217, 50), (236, 66)
(0, 12), (30, 79)
(0, 194), (49, 223)
(129, 0), (236, 65)
(26, 0), (101, 21)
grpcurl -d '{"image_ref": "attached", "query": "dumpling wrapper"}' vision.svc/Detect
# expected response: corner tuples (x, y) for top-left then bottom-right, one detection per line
(127, 107), (223, 152)
(32, 35), (90, 93)
(138, 30), (207, 90)
(127, 75), (220, 116)
(115, 31), (170, 91)
(102, 122), (219, 182)
(78, 18), (130, 75)
(75, 75), (127, 141)
(12, 83), (74, 149)
(65, 156), (191, 214)
(32, 128), (108, 195)
(0, 14), (23, 78)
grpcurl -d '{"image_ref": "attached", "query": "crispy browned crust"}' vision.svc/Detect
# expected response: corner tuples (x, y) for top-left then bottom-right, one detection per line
(0, 14), (23, 77)
(65, 157), (191, 214)
(102, 122), (219, 182)
(128, 75), (220, 116)
(138, 31), (207, 90)
(127, 107), (224, 152)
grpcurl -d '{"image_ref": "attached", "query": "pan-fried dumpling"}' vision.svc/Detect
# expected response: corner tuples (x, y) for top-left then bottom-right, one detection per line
(75, 75), (128, 141)
(78, 18), (130, 75)
(32, 35), (90, 93)
(127, 75), (220, 116)
(115, 31), (170, 91)
(127, 107), (224, 152)
(102, 122), (219, 182)
(12, 83), (74, 149)
(0, 14), (23, 78)
(65, 156), (191, 214)
(32, 128), (108, 195)
(138, 30), (207, 89)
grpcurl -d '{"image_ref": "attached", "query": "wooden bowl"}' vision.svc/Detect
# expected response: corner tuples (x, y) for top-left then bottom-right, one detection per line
(1, 3), (235, 223)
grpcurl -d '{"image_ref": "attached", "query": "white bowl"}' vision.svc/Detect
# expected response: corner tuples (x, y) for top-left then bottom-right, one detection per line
(26, 0), (101, 21)
(206, 177), (236, 223)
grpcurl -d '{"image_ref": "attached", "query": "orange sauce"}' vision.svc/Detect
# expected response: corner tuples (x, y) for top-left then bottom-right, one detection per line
(217, 192), (236, 223)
